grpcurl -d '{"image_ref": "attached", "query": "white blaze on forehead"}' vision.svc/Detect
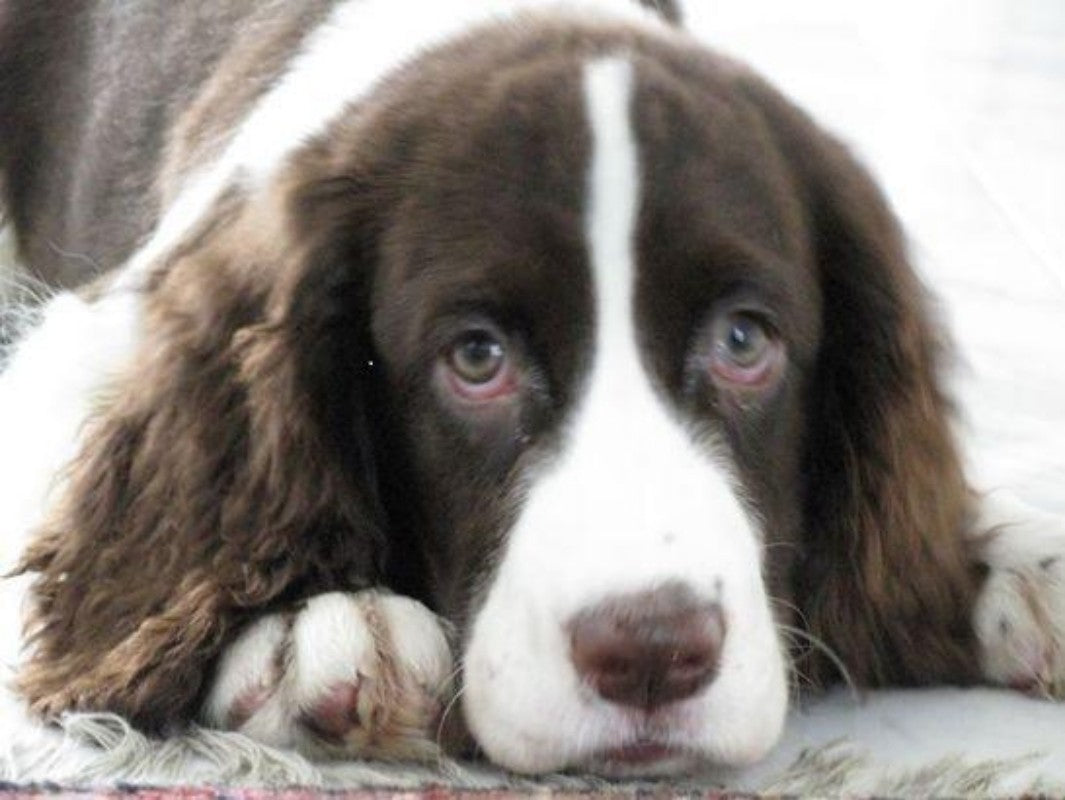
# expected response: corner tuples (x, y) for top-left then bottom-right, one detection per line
(547, 57), (760, 599)
(462, 55), (788, 775)
(585, 58), (641, 337)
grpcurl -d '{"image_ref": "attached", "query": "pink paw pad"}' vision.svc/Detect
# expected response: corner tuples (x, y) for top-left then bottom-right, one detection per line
(301, 680), (365, 742)
(227, 680), (276, 730)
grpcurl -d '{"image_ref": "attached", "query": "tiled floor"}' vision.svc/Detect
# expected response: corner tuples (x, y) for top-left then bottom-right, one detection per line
(683, 2), (1065, 786)
(688, 0), (1065, 509)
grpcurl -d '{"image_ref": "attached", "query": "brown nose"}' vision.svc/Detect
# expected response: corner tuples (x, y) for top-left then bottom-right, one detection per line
(569, 584), (725, 711)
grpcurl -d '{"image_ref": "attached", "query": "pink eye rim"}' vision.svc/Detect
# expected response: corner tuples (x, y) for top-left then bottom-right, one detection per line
(441, 329), (519, 402)
(706, 309), (785, 390)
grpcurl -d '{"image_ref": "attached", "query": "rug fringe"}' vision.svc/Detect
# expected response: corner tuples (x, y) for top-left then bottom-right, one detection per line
(3, 713), (1063, 797)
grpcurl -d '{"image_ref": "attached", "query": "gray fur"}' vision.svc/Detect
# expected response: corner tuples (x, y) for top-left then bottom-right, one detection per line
(0, 0), (335, 289)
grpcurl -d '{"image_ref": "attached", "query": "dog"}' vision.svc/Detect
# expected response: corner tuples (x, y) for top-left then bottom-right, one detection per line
(1, 0), (1063, 777)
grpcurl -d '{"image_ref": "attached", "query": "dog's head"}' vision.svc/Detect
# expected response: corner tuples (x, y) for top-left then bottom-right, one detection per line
(23, 17), (981, 774)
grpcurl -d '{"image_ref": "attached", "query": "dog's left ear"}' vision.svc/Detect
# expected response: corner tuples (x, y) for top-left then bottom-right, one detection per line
(739, 77), (982, 687)
(16, 167), (392, 730)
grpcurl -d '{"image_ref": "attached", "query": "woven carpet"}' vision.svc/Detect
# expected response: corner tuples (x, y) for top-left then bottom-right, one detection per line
(3, 709), (1063, 798)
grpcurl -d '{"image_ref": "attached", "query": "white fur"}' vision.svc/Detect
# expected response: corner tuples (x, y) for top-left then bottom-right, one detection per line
(972, 491), (1065, 692)
(202, 612), (291, 738)
(0, 291), (140, 631)
(203, 592), (452, 758)
(0, 289), (142, 750)
(461, 57), (788, 775)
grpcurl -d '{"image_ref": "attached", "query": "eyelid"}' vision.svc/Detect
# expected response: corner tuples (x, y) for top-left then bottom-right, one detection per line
(718, 297), (781, 333)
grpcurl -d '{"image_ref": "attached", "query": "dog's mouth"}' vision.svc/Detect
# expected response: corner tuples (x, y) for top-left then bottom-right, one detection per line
(584, 739), (698, 776)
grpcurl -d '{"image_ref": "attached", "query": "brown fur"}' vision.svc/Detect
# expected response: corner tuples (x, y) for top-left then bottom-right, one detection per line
(630, 44), (981, 686)
(737, 78), (982, 684)
(18, 179), (387, 727)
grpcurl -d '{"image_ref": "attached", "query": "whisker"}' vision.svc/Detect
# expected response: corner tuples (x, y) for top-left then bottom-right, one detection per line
(763, 541), (802, 553)
(47, 239), (105, 276)
(778, 623), (862, 704)
(783, 659), (812, 703)
(433, 671), (469, 760)
(436, 661), (465, 696)
(768, 594), (807, 622)
(763, 594), (826, 701)
(767, 592), (820, 633)
(777, 629), (816, 690)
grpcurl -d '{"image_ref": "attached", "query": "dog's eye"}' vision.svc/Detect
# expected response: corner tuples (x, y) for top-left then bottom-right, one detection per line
(443, 330), (516, 401)
(451, 332), (504, 383)
(715, 313), (769, 367)
(708, 311), (783, 389)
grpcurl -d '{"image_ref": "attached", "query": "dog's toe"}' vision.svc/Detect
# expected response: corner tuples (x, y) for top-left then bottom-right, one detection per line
(203, 591), (453, 761)
(974, 509), (1065, 698)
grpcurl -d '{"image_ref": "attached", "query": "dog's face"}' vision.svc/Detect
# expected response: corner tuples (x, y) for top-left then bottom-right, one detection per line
(20, 14), (980, 777)
(290, 30), (825, 773)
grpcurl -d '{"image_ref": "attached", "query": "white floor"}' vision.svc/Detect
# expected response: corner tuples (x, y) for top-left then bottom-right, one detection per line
(684, 0), (1065, 790)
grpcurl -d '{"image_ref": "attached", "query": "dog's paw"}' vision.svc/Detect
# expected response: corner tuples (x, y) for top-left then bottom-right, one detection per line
(202, 591), (454, 760)
(973, 501), (1065, 698)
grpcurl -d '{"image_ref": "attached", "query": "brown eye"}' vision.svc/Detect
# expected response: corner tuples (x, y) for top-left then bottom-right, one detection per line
(449, 331), (505, 384)
(713, 312), (770, 368)
(708, 311), (783, 389)
(443, 330), (517, 402)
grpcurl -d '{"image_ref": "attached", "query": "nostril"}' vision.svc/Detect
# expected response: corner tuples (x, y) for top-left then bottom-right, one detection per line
(672, 646), (715, 678)
(569, 584), (726, 711)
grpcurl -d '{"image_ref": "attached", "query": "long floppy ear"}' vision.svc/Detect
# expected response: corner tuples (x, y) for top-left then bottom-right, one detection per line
(740, 78), (982, 686)
(17, 175), (389, 730)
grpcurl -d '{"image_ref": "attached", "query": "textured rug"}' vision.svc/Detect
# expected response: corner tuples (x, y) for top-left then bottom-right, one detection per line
(2, 712), (1063, 798)
(0, 792), (755, 800)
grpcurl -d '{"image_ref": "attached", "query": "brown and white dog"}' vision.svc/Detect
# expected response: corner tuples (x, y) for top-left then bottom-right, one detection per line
(1, 0), (1063, 777)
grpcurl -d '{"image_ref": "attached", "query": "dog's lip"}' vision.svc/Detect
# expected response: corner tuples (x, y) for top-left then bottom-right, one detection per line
(587, 738), (690, 770)
(600, 741), (676, 763)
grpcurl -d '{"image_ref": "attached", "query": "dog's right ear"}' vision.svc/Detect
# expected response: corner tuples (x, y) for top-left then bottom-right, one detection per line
(736, 74), (982, 689)
(17, 165), (392, 730)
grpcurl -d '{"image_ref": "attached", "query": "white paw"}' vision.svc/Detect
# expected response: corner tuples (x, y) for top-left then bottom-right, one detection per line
(974, 502), (1065, 698)
(203, 591), (454, 760)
